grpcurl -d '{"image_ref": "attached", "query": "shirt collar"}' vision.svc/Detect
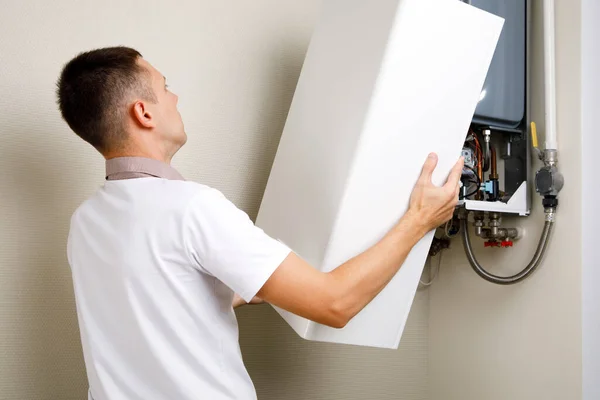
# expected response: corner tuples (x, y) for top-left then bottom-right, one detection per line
(105, 157), (185, 181)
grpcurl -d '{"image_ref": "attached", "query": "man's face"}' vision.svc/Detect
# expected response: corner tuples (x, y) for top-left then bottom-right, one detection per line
(139, 58), (187, 151)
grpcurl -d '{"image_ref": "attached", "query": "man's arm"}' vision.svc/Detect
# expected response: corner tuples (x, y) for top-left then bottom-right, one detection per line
(257, 153), (463, 328)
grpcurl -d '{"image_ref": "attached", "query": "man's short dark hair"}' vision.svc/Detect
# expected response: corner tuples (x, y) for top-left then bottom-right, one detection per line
(56, 46), (157, 153)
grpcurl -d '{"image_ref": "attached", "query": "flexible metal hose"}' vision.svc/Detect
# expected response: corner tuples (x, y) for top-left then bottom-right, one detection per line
(461, 211), (554, 284)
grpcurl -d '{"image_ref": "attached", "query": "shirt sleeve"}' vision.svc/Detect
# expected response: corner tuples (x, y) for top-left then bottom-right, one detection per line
(183, 188), (291, 302)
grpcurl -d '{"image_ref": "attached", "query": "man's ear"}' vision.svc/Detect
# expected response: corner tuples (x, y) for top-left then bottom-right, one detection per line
(132, 100), (156, 129)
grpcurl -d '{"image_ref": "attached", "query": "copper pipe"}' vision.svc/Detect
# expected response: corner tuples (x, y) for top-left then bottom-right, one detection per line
(490, 144), (498, 180)
(473, 134), (483, 200)
(472, 133), (483, 182)
(477, 151), (483, 182)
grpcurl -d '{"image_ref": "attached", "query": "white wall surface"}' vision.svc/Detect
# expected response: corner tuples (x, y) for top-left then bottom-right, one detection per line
(0, 1), (429, 399)
(581, 0), (600, 399)
(429, 1), (583, 399)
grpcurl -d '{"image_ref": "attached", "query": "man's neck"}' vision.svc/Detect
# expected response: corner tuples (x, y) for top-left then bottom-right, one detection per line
(104, 150), (173, 165)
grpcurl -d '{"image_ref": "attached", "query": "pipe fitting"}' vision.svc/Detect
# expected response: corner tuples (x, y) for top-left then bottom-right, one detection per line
(474, 227), (519, 241)
(544, 207), (556, 222)
(543, 149), (558, 167)
(461, 211), (554, 285)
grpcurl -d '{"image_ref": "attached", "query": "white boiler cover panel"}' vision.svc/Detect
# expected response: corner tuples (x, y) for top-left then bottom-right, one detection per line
(256, 0), (503, 348)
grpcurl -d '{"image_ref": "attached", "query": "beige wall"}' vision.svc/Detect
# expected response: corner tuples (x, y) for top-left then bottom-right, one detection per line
(0, 1), (428, 399)
(429, 1), (582, 399)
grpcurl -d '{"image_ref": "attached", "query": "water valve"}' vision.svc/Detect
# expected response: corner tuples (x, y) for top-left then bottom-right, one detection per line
(535, 150), (563, 197)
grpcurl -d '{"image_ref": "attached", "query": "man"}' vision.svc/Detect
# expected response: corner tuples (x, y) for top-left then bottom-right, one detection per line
(57, 46), (463, 400)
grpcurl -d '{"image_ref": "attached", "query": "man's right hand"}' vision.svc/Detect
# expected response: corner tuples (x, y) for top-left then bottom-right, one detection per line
(405, 153), (463, 233)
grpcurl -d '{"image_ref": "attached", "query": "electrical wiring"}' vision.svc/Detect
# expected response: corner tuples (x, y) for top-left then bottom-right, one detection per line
(462, 165), (481, 198)
(464, 186), (481, 199)
(419, 250), (444, 287)
(444, 218), (458, 238)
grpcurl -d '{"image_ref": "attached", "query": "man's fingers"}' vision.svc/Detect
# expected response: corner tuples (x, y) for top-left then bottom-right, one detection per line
(418, 153), (438, 184)
(444, 156), (464, 190)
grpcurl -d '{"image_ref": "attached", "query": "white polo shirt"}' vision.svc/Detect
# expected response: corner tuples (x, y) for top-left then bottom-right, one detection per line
(67, 163), (290, 400)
